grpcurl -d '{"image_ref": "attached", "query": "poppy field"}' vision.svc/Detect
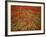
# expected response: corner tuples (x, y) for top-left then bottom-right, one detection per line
(11, 5), (41, 31)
